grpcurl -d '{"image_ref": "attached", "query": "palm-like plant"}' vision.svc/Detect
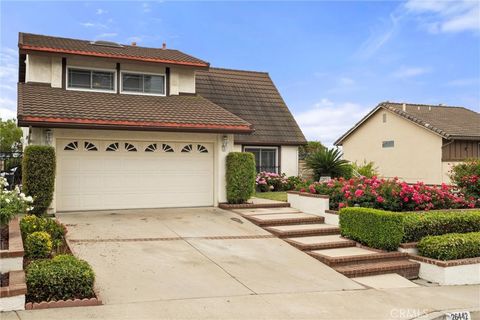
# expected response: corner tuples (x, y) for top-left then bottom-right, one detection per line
(306, 148), (352, 180)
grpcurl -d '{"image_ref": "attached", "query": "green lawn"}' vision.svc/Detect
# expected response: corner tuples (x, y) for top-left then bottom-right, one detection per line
(254, 191), (288, 202)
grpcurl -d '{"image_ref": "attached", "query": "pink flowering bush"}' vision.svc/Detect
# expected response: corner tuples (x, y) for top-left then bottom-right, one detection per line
(450, 159), (480, 207)
(297, 176), (476, 211)
(256, 172), (301, 192)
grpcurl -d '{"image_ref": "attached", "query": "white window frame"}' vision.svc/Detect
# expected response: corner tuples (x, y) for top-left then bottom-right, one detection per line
(120, 70), (166, 97)
(66, 66), (117, 93)
(243, 146), (279, 173)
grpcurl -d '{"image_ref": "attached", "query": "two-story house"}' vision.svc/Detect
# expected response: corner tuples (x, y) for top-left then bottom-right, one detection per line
(17, 32), (306, 212)
(334, 102), (480, 185)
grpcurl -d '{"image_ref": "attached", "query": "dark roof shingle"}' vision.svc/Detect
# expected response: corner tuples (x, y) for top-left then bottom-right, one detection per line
(196, 68), (306, 145)
(17, 83), (252, 133)
(19, 33), (209, 67)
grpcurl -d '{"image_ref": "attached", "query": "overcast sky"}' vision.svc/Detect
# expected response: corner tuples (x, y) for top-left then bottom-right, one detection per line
(1, 1), (479, 145)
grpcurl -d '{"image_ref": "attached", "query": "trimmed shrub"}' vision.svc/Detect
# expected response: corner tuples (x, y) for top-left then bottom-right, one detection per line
(402, 210), (480, 242)
(339, 207), (404, 251)
(417, 232), (480, 260)
(26, 254), (95, 303)
(25, 231), (52, 259)
(226, 152), (256, 204)
(20, 215), (65, 249)
(22, 145), (56, 216)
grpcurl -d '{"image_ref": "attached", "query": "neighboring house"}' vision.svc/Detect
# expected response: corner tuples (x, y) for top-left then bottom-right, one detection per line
(334, 102), (480, 185)
(16, 32), (305, 212)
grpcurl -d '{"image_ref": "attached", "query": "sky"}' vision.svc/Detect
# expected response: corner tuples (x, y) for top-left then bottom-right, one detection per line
(1, 0), (479, 146)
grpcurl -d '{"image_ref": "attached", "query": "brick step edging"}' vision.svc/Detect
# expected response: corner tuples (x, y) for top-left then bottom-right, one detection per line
(245, 216), (325, 227)
(335, 261), (420, 280)
(285, 239), (356, 251)
(265, 227), (341, 238)
(219, 202), (290, 210)
(308, 251), (410, 266)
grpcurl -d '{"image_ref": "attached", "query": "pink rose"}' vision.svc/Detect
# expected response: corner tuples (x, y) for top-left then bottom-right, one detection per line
(376, 196), (384, 203)
(354, 189), (364, 197)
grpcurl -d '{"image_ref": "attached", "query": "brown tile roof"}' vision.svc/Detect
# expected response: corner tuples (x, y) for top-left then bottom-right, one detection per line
(17, 83), (253, 133)
(196, 68), (306, 145)
(335, 102), (480, 145)
(19, 33), (209, 68)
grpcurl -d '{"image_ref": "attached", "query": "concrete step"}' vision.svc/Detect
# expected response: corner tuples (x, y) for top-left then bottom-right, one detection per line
(265, 224), (340, 238)
(285, 235), (357, 251)
(334, 259), (420, 279)
(308, 249), (410, 267)
(233, 208), (302, 216)
(245, 213), (325, 227)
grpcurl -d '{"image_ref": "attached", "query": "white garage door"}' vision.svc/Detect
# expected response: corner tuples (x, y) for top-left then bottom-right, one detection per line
(56, 139), (214, 211)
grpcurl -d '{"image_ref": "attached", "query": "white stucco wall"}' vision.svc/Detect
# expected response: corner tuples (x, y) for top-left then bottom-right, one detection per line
(341, 110), (444, 185)
(281, 146), (299, 176)
(233, 144), (242, 152)
(175, 67), (196, 94)
(29, 128), (233, 211)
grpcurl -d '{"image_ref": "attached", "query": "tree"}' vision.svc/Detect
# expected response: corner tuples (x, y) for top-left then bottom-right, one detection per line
(306, 147), (352, 180)
(0, 119), (23, 152)
(299, 141), (325, 160)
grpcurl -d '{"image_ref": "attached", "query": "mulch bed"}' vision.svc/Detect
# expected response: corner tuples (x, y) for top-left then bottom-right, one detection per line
(1, 224), (9, 250)
(0, 272), (9, 287)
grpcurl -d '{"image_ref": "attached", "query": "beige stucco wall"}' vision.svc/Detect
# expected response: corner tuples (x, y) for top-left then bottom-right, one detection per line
(29, 128), (234, 212)
(25, 53), (195, 94)
(341, 109), (444, 185)
(281, 146), (299, 177)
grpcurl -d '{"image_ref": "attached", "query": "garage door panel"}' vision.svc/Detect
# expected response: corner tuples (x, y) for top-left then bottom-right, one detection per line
(57, 140), (214, 211)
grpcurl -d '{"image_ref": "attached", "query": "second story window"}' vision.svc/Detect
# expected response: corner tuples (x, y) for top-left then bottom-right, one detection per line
(121, 72), (165, 95)
(67, 67), (116, 92)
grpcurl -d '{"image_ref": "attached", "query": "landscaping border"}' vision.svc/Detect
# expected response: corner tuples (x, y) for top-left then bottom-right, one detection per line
(25, 297), (102, 310)
(0, 218), (24, 273)
(409, 255), (480, 285)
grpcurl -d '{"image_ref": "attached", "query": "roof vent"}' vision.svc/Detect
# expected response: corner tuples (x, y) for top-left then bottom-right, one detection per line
(90, 40), (124, 48)
(162, 42), (167, 50)
(402, 103), (406, 112)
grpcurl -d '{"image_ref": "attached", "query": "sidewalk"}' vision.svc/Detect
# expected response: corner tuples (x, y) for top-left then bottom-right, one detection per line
(8, 285), (480, 320)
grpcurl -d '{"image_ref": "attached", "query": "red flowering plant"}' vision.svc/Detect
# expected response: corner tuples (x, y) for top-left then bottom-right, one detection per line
(297, 176), (476, 211)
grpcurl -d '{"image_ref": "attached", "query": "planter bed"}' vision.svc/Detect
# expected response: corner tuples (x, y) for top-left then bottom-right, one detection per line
(0, 218), (24, 273)
(409, 255), (480, 285)
(0, 270), (27, 312)
(398, 242), (418, 255)
(287, 191), (329, 217)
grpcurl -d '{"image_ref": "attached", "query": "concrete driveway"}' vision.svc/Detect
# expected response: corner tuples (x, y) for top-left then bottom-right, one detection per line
(57, 207), (363, 305)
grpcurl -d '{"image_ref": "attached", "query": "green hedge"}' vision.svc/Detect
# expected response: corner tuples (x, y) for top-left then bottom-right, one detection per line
(339, 207), (404, 251)
(226, 152), (256, 204)
(26, 255), (95, 303)
(20, 215), (65, 251)
(25, 231), (52, 259)
(403, 210), (480, 242)
(22, 145), (56, 216)
(417, 232), (480, 260)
